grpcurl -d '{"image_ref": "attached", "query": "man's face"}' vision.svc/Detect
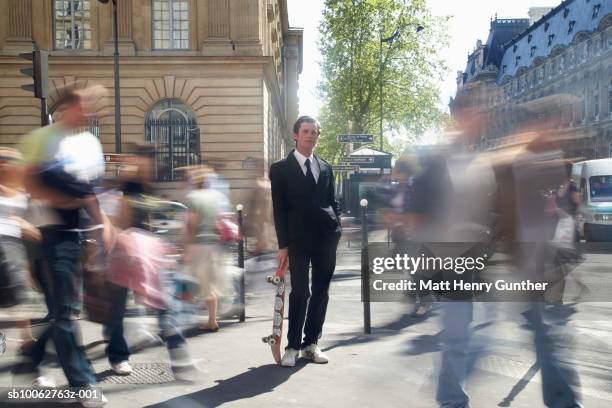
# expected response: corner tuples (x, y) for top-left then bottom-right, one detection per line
(58, 102), (86, 129)
(293, 121), (320, 153)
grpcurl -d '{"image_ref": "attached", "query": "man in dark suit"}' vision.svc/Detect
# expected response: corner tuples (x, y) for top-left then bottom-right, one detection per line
(269, 116), (341, 366)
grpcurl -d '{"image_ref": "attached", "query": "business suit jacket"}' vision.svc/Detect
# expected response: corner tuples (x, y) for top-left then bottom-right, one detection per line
(269, 150), (341, 250)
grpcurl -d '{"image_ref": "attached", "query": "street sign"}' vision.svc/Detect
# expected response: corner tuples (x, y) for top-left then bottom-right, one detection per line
(339, 156), (375, 164)
(337, 134), (374, 143)
(332, 165), (360, 172)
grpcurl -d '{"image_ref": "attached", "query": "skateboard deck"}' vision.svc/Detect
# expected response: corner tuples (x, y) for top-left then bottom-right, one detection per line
(262, 259), (288, 364)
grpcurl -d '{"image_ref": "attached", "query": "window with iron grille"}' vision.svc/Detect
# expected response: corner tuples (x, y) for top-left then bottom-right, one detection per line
(145, 99), (200, 181)
(54, 0), (91, 50)
(152, 0), (189, 50)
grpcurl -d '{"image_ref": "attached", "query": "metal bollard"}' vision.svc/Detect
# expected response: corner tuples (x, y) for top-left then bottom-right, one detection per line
(360, 199), (371, 334)
(237, 204), (246, 322)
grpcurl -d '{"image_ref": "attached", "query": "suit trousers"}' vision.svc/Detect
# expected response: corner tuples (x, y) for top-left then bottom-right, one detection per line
(287, 233), (339, 350)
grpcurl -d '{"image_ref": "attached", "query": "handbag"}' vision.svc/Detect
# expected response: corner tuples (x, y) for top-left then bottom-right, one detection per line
(552, 215), (575, 244)
(215, 218), (242, 243)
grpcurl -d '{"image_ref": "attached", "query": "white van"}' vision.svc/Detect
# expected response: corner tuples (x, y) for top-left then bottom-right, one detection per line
(575, 159), (612, 241)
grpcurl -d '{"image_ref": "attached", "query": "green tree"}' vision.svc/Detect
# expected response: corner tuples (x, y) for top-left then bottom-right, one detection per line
(317, 0), (449, 162)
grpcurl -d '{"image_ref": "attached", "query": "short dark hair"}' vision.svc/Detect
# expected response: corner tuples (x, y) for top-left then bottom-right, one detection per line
(54, 91), (81, 111)
(292, 116), (320, 135)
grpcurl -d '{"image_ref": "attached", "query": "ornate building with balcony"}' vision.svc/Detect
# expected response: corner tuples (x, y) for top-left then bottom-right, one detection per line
(451, 0), (612, 159)
(0, 0), (303, 203)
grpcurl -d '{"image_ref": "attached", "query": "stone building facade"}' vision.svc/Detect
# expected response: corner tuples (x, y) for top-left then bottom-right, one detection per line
(0, 0), (303, 203)
(451, 0), (612, 159)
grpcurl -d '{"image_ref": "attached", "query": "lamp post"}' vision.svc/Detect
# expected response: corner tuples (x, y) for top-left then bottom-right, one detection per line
(379, 29), (399, 152)
(98, 0), (121, 153)
(378, 25), (424, 153)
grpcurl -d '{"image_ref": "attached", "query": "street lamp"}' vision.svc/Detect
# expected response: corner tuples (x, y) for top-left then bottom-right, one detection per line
(378, 24), (424, 152)
(98, 0), (121, 153)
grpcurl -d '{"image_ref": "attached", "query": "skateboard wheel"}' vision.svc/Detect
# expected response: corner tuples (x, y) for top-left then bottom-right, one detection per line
(266, 276), (274, 283)
(268, 338), (277, 345)
(272, 276), (281, 284)
(262, 336), (269, 343)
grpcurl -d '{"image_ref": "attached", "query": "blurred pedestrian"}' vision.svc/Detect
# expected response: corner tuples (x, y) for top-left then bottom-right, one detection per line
(183, 166), (230, 332)
(244, 159), (275, 255)
(18, 85), (109, 406)
(511, 130), (583, 407)
(0, 148), (40, 353)
(433, 98), (497, 408)
(105, 143), (195, 377)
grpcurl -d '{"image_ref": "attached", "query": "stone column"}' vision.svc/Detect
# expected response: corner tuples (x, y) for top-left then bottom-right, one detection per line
(283, 28), (303, 133)
(104, 0), (135, 56)
(228, 0), (260, 55)
(4, 0), (34, 50)
(201, 0), (232, 55)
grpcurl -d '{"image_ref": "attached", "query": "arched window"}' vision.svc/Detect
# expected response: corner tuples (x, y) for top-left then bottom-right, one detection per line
(152, 0), (189, 50)
(145, 99), (200, 181)
(54, 0), (91, 50)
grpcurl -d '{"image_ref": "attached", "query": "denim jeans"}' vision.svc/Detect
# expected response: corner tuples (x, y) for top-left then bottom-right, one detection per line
(158, 307), (188, 357)
(436, 301), (473, 408)
(29, 227), (96, 387)
(521, 245), (582, 408)
(104, 283), (130, 364)
(529, 303), (583, 408)
(104, 285), (188, 366)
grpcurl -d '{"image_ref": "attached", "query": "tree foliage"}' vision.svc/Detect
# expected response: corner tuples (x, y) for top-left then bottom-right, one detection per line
(317, 0), (449, 162)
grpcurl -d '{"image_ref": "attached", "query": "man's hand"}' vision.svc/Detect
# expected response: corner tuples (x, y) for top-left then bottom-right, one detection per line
(277, 247), (288, 268)
(16, 217), (42, 242)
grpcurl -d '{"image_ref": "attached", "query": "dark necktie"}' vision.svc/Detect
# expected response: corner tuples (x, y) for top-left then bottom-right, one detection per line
(305, 158), (317, 189)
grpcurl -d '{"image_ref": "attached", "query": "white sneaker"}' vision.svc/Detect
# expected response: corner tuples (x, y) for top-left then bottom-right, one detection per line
(280, 348), (299, 367)
(32, 376), (56, 388)
(111, 360), (133, 376)
(301, 344), (329, 364)
(79, 390), (108, 407)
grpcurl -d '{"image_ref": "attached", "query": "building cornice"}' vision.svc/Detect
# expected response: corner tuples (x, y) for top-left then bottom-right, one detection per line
(0, 55), (277, 65)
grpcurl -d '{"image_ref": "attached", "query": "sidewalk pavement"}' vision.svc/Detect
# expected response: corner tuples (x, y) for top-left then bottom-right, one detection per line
(1, 244), (611, 407)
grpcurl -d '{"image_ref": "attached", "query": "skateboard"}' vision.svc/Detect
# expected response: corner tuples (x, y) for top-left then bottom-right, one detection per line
(262, 258), (288, 364)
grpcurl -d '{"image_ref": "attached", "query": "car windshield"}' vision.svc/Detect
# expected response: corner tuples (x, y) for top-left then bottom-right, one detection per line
(589, 176), (612, 202)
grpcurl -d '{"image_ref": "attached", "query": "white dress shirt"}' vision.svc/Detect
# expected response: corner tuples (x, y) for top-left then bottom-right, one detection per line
(293, 149), (320, 183)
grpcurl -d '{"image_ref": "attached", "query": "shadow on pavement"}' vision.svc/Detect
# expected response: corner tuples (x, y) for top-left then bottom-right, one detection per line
(321, 307), (438, 353)
(145, 362), (306, 407)
(497, 361), (540, 407)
